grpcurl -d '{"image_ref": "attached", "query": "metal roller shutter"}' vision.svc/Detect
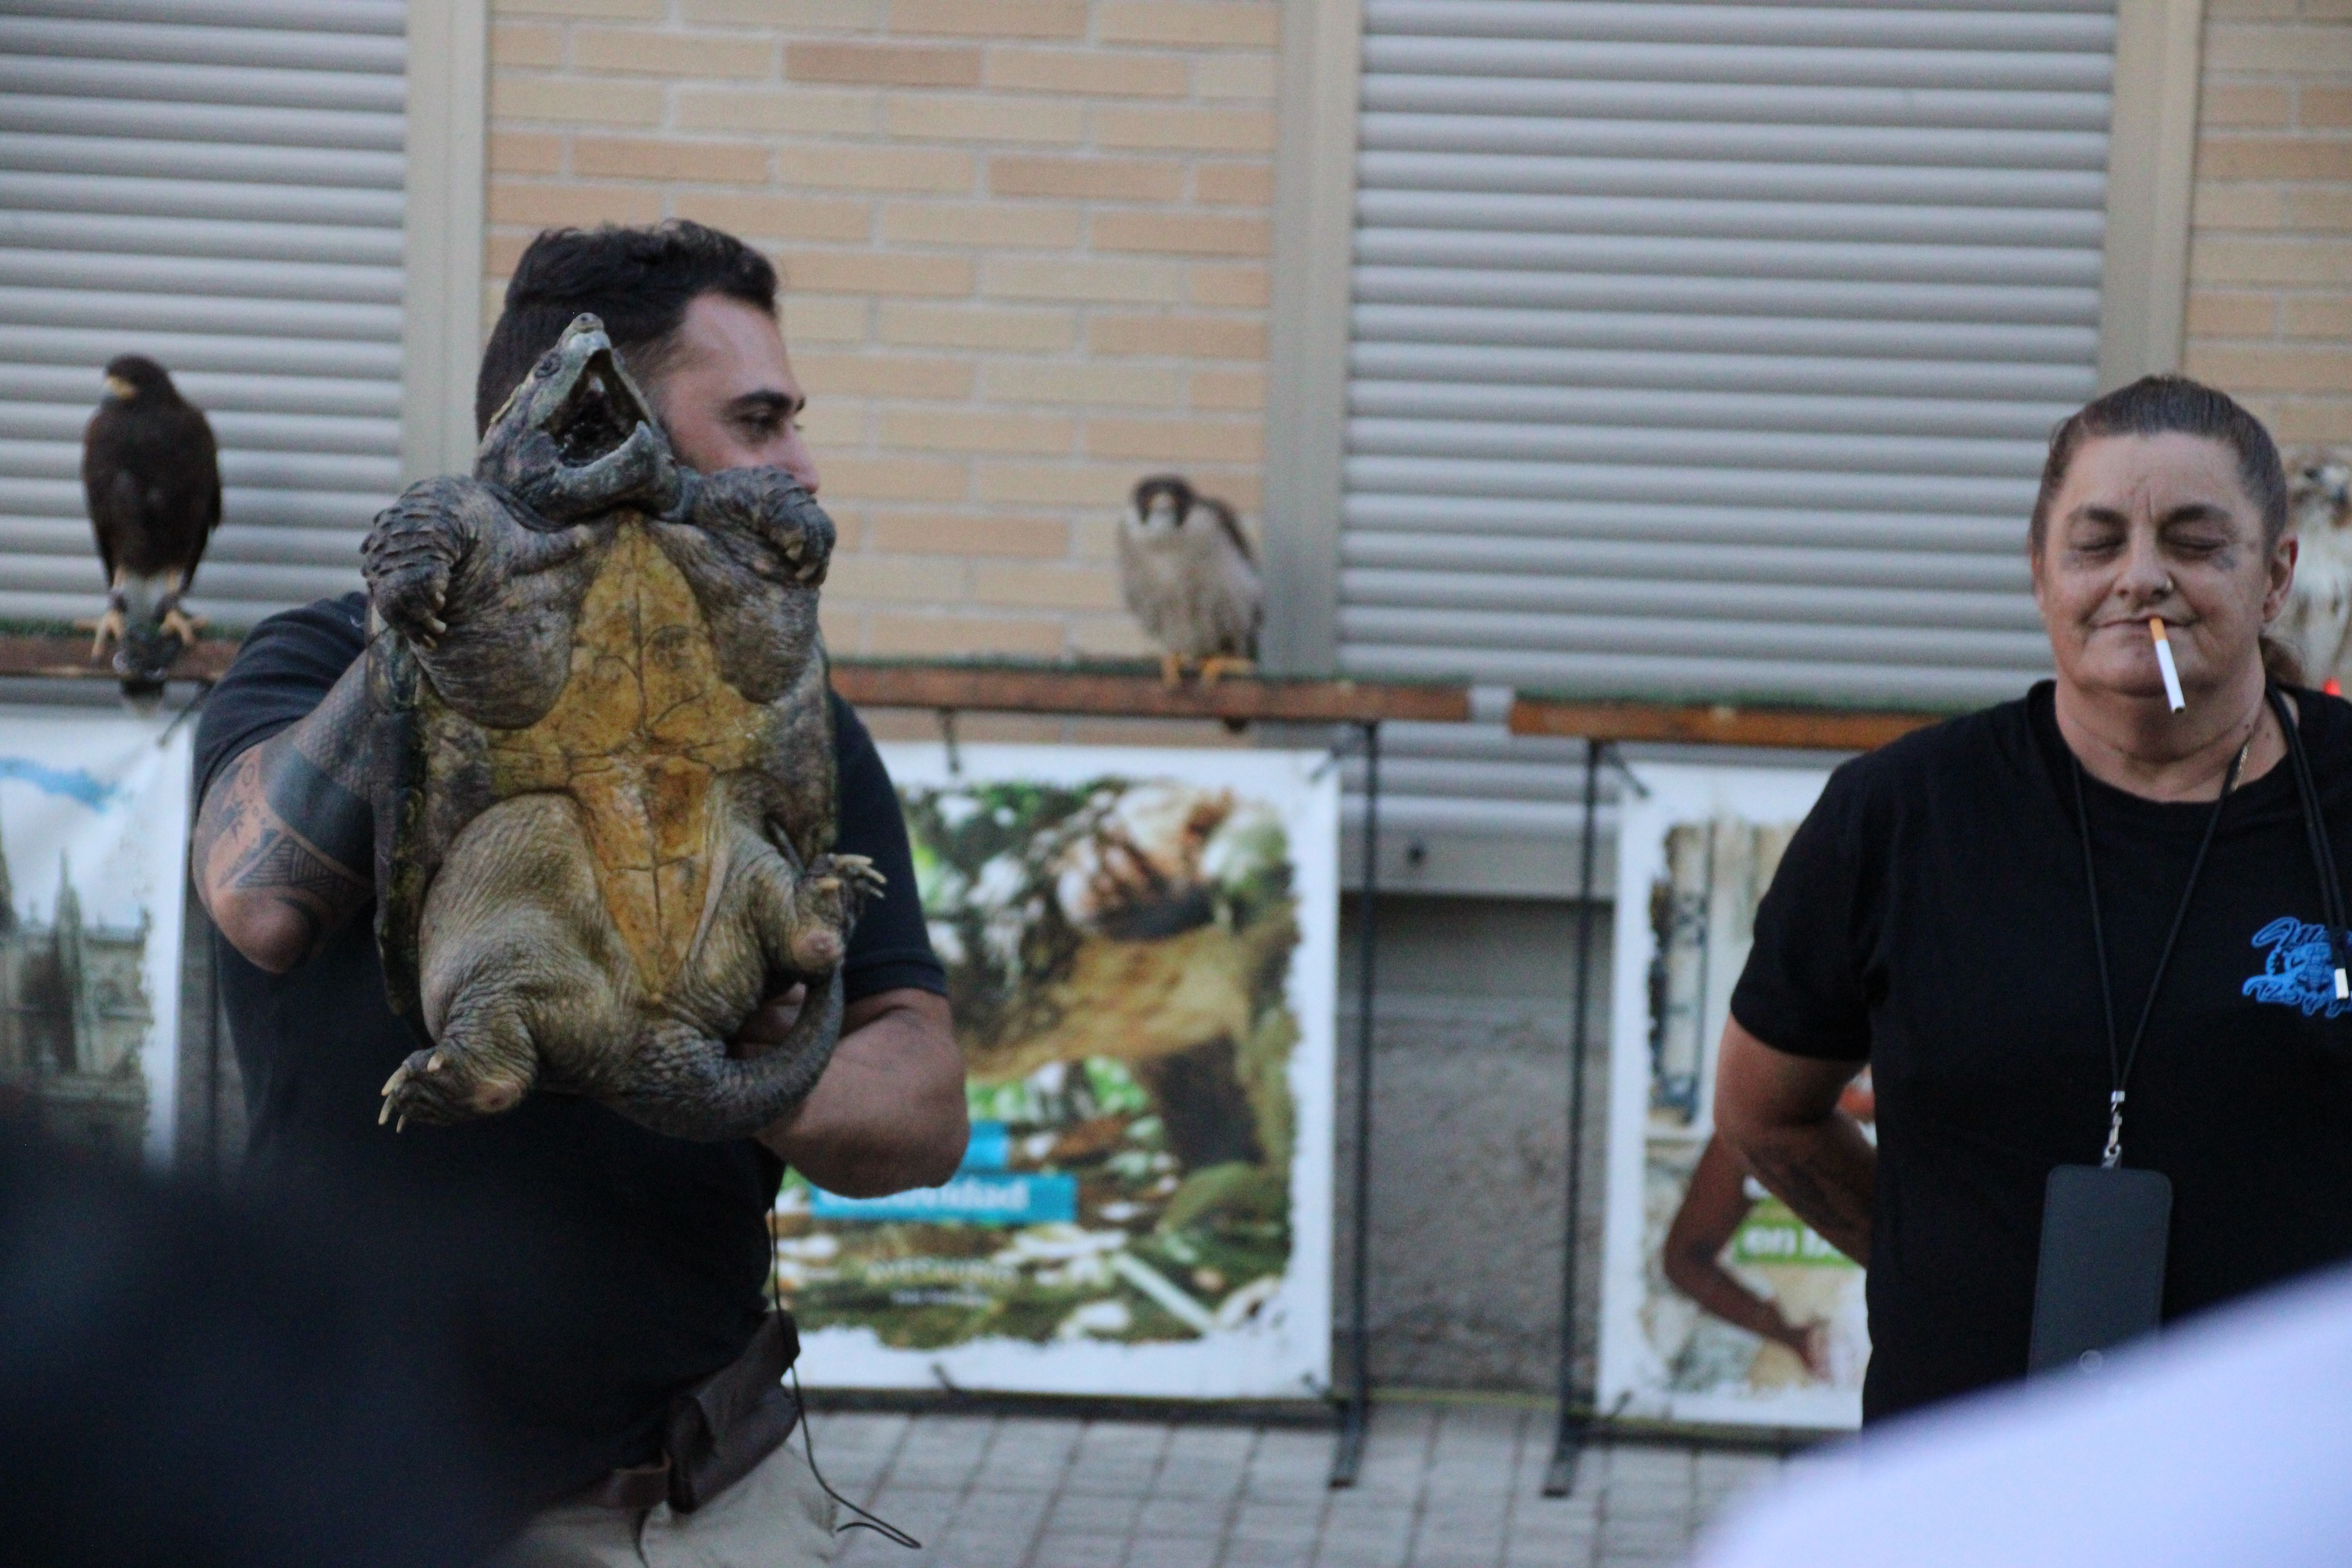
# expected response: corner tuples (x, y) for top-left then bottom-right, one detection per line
(1341, 0), (2113, 890)
(0, 0), (405, 632)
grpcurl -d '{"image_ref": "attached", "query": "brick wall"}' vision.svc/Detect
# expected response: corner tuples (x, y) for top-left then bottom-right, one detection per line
(484, 0), (1277, 664)
(2183, 0), (2352, 451)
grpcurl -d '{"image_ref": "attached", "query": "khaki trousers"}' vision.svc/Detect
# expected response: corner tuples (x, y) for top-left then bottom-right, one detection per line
(497, 1439), (839, 1568)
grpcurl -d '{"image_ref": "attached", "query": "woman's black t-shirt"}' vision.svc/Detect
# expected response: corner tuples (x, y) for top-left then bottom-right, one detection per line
(1732, 681), (2352, 1424)
(193, 593), (946, 1504)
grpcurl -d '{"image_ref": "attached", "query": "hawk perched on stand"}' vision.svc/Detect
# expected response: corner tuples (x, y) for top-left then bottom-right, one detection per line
(81, 355), (219, 705)
(2271, 450), (2352, 693)
(1116, 474), (1261, 688)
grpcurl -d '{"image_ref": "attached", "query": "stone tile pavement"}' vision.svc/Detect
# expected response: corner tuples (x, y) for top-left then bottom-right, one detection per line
(809, 1402), (1807, 1568)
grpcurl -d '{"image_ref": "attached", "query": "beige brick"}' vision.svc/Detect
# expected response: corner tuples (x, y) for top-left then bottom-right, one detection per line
(887, 0), (1087, 38)
(795, 401), (866, 449)
(2197, 136), (2352, 181)
(497, 0), (660, 17)
(672, 192), (872, 243)
(1189, 263), (1269, 307)
(488, 129), (565, 175)
(2205, 0), (2299, 16)
(490, 21), (565, 67)
(984, 47), (1188, 97)
(2185, 290), (2278, 336)
(988, 154), (1184, 201)
(1194, 162), (1274, 205)
(880, 408), (1076, 454)
(1097, 1), (1281, 47)
(2190, 234), (2352, 284)
(2307, 89), (2352, 129)
(776, 249), (976, 296)
(573, 135), (771, 183)
(880, 301), (1078, 350)
(782, 294), (871, 344)
(1065, 618), (1163, 661)
(2192, 181), (2287, 228)
(491, 74), (664, 125)
(484, 230), (534, 278)
(1093, 211), (1270, 256)
(2180, 343), (2352, 391)
(982, 361), (1185, 406)
(1194, 52), (1276, 100)
(881, 201), (1084, 247)
(488, 179), (666, 226)
(1086, 415), (1263, 463)
(2284, 296), (2352, 338)
(985, 255), (1186, 303)
(885, 94), (1085, 144)
(1189, 368), (1264, 409)
(2267, 398), (2352, 445)
(794, 352), (976, 399)
(2205, 24), (2352, 73)
(1072, 514), (1119, 558)
(572, 27), (776, 78)
(811, 453), (971, 501)
(773, 145), (976, 193)
(1093, 105), (1278, 153)
(866, 613), (1066, 657)
(677, 86), (878, 134)
(686, 0), (882, 26)
(2202, 83), (2296, 127)
(867, 510), (1069, 556)
(787, 41), (980, 86)
(824, 554), (969, 602)
(975, 460), (1144, 505)
(971, 561), (1123, 610)
(1090, 314), (1267, 358)
(2289, 189), (2352, 229)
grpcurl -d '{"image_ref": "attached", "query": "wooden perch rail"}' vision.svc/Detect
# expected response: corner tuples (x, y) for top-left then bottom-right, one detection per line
(1508, 693), (1952, 751)
(0, 635), (1473, 727)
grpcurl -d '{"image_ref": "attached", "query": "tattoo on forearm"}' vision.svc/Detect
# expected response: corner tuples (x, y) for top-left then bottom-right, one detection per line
(1746, 1144), (1873, 1265)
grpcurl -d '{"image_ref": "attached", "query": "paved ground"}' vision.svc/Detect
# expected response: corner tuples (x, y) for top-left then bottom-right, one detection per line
(811, 1403), (1801, 1568)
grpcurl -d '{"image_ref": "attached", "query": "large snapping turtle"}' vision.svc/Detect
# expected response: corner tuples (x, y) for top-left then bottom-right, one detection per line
(361, 314), (877, 1140)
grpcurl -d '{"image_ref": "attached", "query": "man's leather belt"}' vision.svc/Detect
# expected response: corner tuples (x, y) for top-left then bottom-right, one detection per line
(568, 1312), (803, 1515)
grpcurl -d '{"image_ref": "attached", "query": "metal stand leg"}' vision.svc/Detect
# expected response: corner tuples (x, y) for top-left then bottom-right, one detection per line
(1331, 719), (1380, 1488)
(1544, 738), (1603, 1496)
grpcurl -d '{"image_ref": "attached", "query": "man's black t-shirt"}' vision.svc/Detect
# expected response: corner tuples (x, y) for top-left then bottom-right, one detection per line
(1733, 681), (2352, 1424)
(194, 592), (945, 1502)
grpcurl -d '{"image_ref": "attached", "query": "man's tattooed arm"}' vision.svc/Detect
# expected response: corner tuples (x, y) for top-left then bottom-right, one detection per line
(193, 661), (374, 973)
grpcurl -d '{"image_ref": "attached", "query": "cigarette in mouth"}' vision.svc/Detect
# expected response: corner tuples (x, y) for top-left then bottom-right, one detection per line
(2150, 618), (2187, 712)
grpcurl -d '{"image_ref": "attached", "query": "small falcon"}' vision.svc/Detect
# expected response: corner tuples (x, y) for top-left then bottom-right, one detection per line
(1116, 474), (1261, 687)
(81, 354), (219, 700)
(2272, 450), (2352, 691)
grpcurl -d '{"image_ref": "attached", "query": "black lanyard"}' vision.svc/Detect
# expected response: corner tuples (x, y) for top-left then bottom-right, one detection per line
(2068, 684), (2352, 1168)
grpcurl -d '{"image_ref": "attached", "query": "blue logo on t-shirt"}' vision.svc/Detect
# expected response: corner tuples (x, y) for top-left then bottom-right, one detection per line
(2243, 917), (2352, 1018)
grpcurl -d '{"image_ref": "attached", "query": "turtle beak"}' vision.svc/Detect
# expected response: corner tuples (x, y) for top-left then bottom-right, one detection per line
(542, 344), (655, 466)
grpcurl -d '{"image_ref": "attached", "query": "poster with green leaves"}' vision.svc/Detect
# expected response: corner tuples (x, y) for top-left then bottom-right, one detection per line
(783, 746), (1338, 1398)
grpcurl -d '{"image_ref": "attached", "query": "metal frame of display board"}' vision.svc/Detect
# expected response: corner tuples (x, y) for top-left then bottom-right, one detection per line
(833, 659), (1471, 1489)
(1505, 693), (1952, 1497)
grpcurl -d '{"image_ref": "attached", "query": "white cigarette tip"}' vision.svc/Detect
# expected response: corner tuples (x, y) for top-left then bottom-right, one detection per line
(2152, 628), (2187, 712)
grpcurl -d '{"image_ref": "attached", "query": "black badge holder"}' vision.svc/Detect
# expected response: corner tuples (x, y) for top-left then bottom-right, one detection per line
(2027, 1162), (2172, 1374)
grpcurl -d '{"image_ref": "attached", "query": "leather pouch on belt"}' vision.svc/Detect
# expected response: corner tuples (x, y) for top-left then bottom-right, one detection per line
(665, 1310), (803, 1514)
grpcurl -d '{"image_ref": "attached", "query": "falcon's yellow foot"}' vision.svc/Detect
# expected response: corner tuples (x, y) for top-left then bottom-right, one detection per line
(80, 608), (125, 659)
(160, 607), (204, 645)
(1197, 656), (1254, 688)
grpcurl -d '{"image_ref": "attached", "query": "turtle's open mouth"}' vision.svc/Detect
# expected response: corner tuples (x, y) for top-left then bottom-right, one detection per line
(544, 348), (648, 465)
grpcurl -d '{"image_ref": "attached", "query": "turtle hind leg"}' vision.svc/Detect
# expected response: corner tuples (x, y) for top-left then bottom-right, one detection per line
(607, 972), (845, 1143)
(380, 994), (541, 1131)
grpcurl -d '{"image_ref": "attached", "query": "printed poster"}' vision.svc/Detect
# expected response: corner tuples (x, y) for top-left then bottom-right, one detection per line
(1598, 762), (1869, 1430)
(0, 708), (194, 1165)
(782, 745), (1338, 1399)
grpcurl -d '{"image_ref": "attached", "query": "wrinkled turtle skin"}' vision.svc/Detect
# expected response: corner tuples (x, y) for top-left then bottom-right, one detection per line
(361, 314), (878, 1141)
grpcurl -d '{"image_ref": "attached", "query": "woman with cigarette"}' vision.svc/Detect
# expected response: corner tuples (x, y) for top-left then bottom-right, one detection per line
(1714, 375), (2352, 1425)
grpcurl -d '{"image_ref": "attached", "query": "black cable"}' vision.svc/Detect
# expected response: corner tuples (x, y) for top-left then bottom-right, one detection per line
(770, 1189), (920, 1549)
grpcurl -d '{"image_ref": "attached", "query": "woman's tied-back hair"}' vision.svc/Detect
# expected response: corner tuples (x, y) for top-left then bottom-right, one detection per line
(2029, 374), (2290, 558)
(473, 221), (779, 437)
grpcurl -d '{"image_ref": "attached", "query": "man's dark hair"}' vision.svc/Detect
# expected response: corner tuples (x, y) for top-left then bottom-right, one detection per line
(2029, 374), (2289, 557)
(474, 221), (778, 436)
